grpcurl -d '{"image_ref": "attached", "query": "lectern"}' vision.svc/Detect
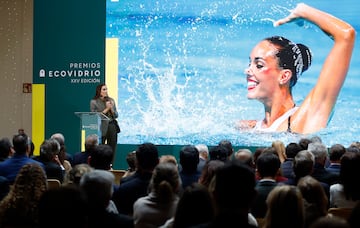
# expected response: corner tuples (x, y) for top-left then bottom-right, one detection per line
(74, 112), (109, 150)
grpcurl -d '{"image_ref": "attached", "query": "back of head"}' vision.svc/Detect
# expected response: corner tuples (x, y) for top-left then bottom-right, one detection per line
(84, 134), (98, 152)
(80, 169), (114, 209)
(209, 145), (228, 162)
(0, 137), (12, 159)
(50, 133), (65, 146)
(293, 150), (315, 180)
(12, 133), (29, 155)
(136, 142), (159, 171)
(340, 152), (360, 200)
(307, 142), (328, 163)
(218, 139), (233, 157)
(299, 138), (311, 150)
(195, 144), (209, 159)
(256, 152), (281, 178)
(38, 186), (88, 228)
(150, 162), (180, 203)
(39, 139), (60, 162)
(126, 151), (136, 170)
(198, 159), (225, 188)
(297, 175), (328, 216)
(7, 163), (47, 202)
(211, 160), (256, 210)
(89, 144), (113, 170)
(265, 185), (304, 228)
(286, 142), (303, 159)
(329, 144), (346, 161)
(179, 145), (199, 172)
(173, 183), (214, 228)
(65, 163), (94, 186)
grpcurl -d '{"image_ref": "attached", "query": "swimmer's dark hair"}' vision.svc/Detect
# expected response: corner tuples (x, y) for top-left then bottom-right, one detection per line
(265, 36), (312, 88)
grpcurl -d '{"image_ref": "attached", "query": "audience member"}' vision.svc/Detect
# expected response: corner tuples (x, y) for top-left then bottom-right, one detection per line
(72, 134), (98, 166)
(88, 144), (114, 170)
(234, 148), (255, 170)
(348, 201), (360, 228)
(263, 185), (305, 228)
(297, 175), (329, 228)
(122, 150), (136, 178)
(0, 137), (13, 161)
(161, 182), (215, 228)
(179, 145), (201, 190)
(281, 142), (303, 179)
(326, 143), (346, 175)
(80, 169), (134, 228)
(308, 142), (339, 186)
(299, 137), (312, 150)
(63, 163), (94, 186)
(195, 144), (209, 173)
(251, 152), (281, 218)
(0, 163), (47, 227)
(50, 132), (72, 172)
(160, 154), (178, 166)
(0, 133), (44, 184)
(196, 160), (257, 227)
(218, 139), (234, 160)
(209, 145), (229, 162)
(133, 162), (180, 228)
(112, 142), (159, 215)
(271, 140), (287, 163)
(198, 159), (225, 188)
(37, 139), (64, 183)
(330, 152), (360, 208)
(38, 185), (89, 228)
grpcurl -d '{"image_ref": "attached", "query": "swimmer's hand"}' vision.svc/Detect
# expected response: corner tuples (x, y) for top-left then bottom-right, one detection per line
(273, 3), (307, 27)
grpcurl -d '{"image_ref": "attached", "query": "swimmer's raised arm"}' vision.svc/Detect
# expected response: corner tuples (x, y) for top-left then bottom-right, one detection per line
(275, 3), (356, 133)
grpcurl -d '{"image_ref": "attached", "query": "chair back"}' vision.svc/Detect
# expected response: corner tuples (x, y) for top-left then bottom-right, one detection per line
(47, 178), (61, 189)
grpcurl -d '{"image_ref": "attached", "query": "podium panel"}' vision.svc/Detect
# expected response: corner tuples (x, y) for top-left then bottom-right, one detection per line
(75, 112), (109, 150)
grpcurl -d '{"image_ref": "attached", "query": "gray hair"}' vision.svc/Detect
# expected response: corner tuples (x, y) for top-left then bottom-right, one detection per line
(307, 142), (328, 162)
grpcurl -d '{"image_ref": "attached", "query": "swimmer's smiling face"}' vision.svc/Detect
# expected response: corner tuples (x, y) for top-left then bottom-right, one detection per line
(245, 40), (284, 102)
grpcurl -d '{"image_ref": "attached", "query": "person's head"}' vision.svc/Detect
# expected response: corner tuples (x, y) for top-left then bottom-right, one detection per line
(80, 169), (115, 209)
(0, 137), (13, 160)
(179, 145), (199, 173)
(93, 83), (108, 99)
(88, 144), (113, 170)
(293, 150), (315, 181)
(234, 148), (254, 168)
(210, 160), (256, 211)
(50, 133), (66, 163)
(209, 145), (228, 162)
(38, 186), (88, 228)
(64, 163), (94, 186)
(39, 139), (61, 162)
(198, 159), (225, 188)
(149, 162), (180, 203)
(272, 140), (286, 154)
(329, 143), (346, 162)
(340, 152), (360, 201)
(135, 142), (159, 172)
(299, 137), (312, 150)
(3, 163), (47, 201)
(218, 139), (234, 158)
(308, 142), (328, 165)
(264, 185), (305, 228)
(246, 36), (312, 99)
(256, 151), (281, 179)
(297, 175), (329, 219)
(285, 142), (303, 159)
(173, 183), (215, 228)
(195, 144), (209, 160)
(12, 133), (30, 155)
(125, 150), (136, 171)
(84, 134), (99, 152)
(159, 154), (178, 167)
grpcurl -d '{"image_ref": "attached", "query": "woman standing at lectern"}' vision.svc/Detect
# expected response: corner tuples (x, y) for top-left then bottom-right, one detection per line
(90, 83), (119, 163)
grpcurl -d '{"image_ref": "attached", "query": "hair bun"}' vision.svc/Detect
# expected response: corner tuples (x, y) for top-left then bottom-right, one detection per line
(297, 43), (312, 73)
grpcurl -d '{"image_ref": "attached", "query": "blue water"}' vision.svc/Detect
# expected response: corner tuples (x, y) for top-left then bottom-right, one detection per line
(106, 0), (360, 147)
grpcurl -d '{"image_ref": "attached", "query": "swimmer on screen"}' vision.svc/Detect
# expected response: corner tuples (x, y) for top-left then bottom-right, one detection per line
(237, 3), (355, 134)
